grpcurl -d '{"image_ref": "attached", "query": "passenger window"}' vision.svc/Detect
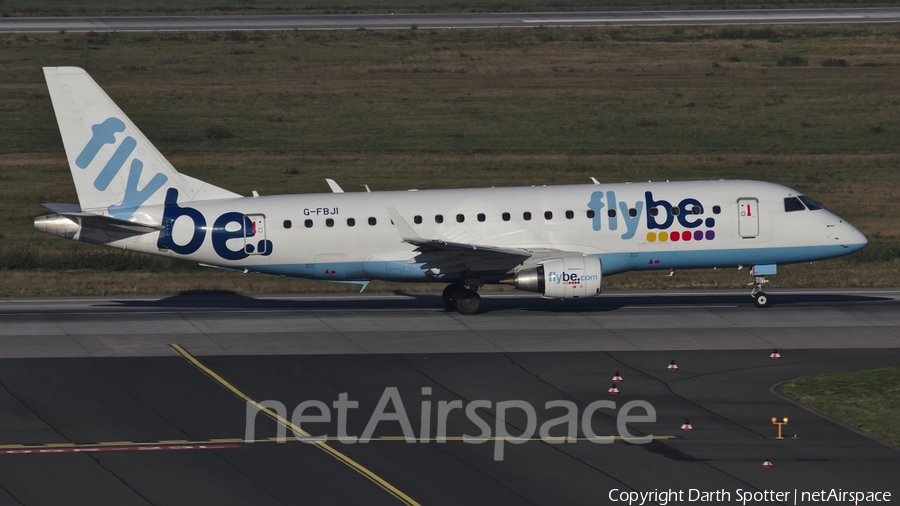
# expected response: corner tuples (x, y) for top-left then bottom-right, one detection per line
(347, 218), (356, 227)
(326, 218), (334, 227)
(692, 206), (701, 215)
(649, 208), (659, 217)
(456, 214), (465, 223)
(713, 205), (721, 214)
(784, 197), (806, 212)
(368, 217), (377, 226)
(629, 208), (637, 217)
(544, 211), (552, 220)
(414, 215), (422, 224)
(565, 210), (574, 219)
(587, 210), (595, 219)
(477, 213), (486, 222)
(798, 195), (824, 210)
(502, 212), (510, 221)
(607, 209), (616, 218)
(435, 214), (444, 224)
(672, 207), (680, 216)
(523, 212), (532, 221)
(283, 220), (292, 229)
(304, 219), (313, 228)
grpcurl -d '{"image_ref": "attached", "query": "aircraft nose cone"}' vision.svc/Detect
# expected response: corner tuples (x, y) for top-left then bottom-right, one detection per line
(843, 224), (867, 252)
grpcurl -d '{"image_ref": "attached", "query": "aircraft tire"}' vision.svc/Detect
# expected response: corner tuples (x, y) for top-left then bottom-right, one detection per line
(753, 292), (771, 308)
(442, 283), (464, 310)
(454, 289), (482, 315)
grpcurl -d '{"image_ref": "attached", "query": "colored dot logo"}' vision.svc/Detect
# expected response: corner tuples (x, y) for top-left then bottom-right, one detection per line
(646, 230), (715, 243)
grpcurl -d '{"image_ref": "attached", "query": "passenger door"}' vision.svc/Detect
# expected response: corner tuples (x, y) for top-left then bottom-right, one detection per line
(737, 198), (759, 238)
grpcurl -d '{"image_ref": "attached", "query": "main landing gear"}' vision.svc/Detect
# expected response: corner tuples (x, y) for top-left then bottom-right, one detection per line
(750, 275), (771, 308)
(442, 282), (482, 315)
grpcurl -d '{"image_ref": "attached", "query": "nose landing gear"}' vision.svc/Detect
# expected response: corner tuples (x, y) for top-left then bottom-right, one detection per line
(750, 275), (771, 308)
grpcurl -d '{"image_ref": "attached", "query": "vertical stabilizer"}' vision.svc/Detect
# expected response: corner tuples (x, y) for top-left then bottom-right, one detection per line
(43, 67), (240, 219)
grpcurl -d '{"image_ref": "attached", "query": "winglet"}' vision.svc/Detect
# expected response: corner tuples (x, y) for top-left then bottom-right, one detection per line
(384, 204), (424, 244)
(326, 178), (344, 193)
(590, 177), (600, 185)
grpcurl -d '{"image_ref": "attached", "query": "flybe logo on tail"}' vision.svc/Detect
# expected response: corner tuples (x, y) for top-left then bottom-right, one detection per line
(76, 117), (168, 219)
(588, 190), (717, 242)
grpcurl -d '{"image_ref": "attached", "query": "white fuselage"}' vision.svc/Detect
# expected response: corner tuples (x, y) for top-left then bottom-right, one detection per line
(90, 179), (866, 284)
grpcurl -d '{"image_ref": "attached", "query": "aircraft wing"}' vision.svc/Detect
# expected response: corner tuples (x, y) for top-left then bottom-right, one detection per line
(385, 204), (532, 274)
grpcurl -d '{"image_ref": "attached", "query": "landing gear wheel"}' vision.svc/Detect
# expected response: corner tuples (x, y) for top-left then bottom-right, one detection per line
(454, 289), (482, 315)
(749, 274), (771, 309)
(442, 283), (464, 310)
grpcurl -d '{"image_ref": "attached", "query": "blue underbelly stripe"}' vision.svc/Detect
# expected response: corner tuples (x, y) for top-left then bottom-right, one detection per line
(238, 243), (865, 281)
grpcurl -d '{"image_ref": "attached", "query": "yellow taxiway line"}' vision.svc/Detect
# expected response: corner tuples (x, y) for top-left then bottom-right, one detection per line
(0, 434), (675, 452)
(170, 343), (420, 506)
(0, 434), (677, 453)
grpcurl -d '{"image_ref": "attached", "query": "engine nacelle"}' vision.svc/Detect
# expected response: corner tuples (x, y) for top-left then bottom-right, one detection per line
(506, 256), (602, 299)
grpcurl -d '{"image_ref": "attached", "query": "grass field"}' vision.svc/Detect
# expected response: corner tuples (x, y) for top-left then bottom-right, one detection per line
(1, 24), (898, 296)
(780, 365), (900, 446)
(1, 0), (897, 17)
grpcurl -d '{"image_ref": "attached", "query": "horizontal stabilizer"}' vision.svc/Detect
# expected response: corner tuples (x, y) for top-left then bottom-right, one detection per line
(39, 203), (162, 235)
(42, 202), (83, 214)
(67, 213), (163, 234)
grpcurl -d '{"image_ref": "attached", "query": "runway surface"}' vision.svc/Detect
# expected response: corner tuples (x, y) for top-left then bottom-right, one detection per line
(1, 8), (899, 33)
(1, 290), (898, 505)
(1, 289), (899, 358)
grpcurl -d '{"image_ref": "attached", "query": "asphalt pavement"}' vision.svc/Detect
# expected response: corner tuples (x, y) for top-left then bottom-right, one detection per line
(1, 8), (899, 33)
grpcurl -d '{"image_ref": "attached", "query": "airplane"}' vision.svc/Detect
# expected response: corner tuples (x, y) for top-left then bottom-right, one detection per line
(35, 66), (868, 314)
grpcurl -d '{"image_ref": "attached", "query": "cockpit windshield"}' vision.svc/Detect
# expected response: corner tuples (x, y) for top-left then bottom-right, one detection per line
(784, 197), (806, 212)
(798, 195), (824, 210)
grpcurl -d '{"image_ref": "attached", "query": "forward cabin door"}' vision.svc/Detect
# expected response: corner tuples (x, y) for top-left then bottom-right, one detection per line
(737, 198), (759, 238)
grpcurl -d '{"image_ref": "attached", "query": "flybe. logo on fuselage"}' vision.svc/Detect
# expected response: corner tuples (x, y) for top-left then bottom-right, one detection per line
(587, 191), (717, 242)
(157, 189), (273, 261)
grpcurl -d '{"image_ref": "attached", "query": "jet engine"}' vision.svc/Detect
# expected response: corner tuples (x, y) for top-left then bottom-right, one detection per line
(504, 256), (602, 299)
